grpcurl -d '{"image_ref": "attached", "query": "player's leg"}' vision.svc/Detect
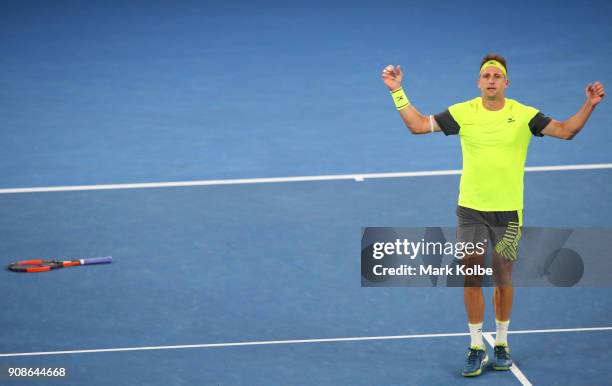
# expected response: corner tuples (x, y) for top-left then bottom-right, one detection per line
(493, 255), (513, 321)
(457, 206), (489, 377)
(492, 252), (514, 370)
(464, 253), (486, 324)
(490, 211), (522, 370)
(462, 252), (488, 376)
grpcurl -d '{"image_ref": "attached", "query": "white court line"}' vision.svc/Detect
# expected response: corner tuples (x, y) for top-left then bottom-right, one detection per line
(484, 333), (532, 386)
(0, 163), (611, 194)
(1, 326), (611, 358)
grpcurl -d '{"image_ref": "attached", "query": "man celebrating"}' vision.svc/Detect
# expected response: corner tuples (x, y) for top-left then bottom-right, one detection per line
(381, 54), (605, 377)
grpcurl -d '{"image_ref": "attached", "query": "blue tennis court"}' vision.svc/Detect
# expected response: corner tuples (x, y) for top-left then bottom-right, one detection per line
(1, 1), (611, 385)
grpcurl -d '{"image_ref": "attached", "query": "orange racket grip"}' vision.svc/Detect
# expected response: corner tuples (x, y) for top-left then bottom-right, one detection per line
(18, 260), (44, 265)
(26, 266), (52, 272)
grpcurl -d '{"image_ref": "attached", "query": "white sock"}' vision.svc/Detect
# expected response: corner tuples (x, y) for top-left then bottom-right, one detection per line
(495, 319), (510, 346)
(468, 322), (484, 349)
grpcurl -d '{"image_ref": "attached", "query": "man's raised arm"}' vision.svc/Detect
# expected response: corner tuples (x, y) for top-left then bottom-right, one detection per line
(540, 81), (605, 140)
(381, 64), (440, 134)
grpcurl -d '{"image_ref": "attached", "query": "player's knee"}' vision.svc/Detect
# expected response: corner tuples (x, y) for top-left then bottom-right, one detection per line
(494, 274), (512, 287)
(492, 255), (513, 286)
(464, 274), (483, 287)
(461, 252), (485, 287)
(462, 252), (485, 266)
(493, 268), (512, 287)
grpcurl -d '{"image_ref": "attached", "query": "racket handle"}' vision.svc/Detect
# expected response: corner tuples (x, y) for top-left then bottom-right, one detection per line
(81, 256), (113, 265)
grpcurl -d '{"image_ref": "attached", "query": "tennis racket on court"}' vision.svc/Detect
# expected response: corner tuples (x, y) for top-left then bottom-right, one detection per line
(7, 256), (112, 273)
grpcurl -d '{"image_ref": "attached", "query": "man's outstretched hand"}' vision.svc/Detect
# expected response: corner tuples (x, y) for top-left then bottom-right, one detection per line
(382, 65), (403, 91)
(586, 81), (605, 107)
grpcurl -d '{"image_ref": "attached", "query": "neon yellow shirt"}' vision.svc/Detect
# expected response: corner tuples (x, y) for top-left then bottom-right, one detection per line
(435, 97), (549, 211)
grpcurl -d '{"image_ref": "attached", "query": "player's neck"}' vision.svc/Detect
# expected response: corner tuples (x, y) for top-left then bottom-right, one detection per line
(481, 96), (505, 111)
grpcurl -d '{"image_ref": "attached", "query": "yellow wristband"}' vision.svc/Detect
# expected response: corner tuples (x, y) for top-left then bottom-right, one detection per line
(391, 87), (410, 110)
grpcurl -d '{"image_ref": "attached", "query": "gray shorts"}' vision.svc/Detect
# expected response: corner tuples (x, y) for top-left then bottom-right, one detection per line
(456, 205), (522, 260)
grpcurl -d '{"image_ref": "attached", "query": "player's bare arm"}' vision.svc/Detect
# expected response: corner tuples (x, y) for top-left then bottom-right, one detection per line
(381, 65), (441, 134)
(541, 81), (605, 140)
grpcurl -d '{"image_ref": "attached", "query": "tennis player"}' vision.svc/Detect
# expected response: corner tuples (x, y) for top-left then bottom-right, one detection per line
(381, 54), (605, 377)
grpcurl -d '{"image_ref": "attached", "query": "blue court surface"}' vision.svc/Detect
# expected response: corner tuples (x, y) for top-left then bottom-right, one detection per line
(1, 1), (612, 385)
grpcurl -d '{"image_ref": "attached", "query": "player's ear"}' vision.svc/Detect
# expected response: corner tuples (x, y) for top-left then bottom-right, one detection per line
(505, 78), (509, 88)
